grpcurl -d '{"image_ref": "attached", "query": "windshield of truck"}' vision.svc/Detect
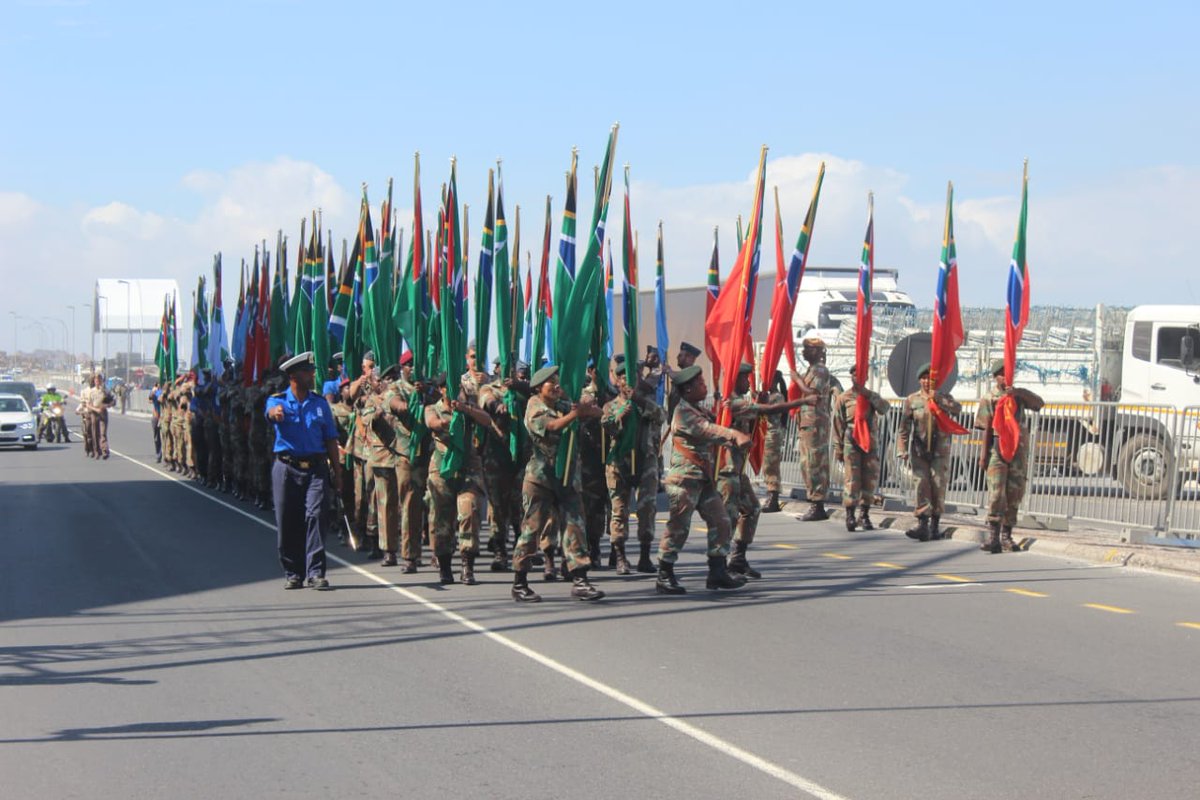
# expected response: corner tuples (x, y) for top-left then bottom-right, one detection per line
(817, 299), (915, 329)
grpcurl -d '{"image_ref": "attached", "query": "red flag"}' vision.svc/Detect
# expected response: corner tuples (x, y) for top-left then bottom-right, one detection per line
(995, 162), (1031, 460)
(852, 195), (874, 451)
(705, 146), (768, 425)
(929, 181), (968, 435)
(704, 226), (721, 390)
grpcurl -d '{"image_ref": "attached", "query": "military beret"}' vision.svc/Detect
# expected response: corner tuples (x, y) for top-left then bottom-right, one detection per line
(673, 364), (703, 386)
(738, 362), (754, 376)
(991, 359), (1006, 376)
(515, 360), (530, 372)
(679, 341), (702, 357)
(530, 364), (560, 389)
(917, 362), (931, 378)
(380, 364), (401, 380)
(399, 350), (414, 366)
(280, 351), (316, 373)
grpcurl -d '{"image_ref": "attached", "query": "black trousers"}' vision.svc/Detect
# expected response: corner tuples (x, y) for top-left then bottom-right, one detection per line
(272, 458), (328, 580)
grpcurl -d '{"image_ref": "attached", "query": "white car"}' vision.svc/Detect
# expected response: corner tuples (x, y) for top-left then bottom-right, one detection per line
(0, 393), (39, 450)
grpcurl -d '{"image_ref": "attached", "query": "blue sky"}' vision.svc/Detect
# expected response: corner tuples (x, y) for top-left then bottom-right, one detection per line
(2, 0), (1198, 356)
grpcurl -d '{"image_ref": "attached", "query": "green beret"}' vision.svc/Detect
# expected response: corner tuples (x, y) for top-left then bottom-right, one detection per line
(530, 364), (560, 389)
(673, 365), (703, 387)
(917, 362), (931, 378)
(990, 359), (1005, 376)
(738, 362), (754, 376)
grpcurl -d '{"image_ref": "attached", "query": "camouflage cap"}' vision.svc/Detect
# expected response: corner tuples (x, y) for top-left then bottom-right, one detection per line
(530, 364), (560, 388)
(673, 364), (703, 386)
(917, 362), (931, 378)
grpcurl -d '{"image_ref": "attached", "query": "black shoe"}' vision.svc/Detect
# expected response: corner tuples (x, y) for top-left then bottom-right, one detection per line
(905, 517), (931, 542)
(512, 573), (542, 603)
(380, 552), (398, 567)
(570, 570), (605, 601)
(490, 553), (510, 572)
(438, 558), (455, 585)
(284, 577), (303, 590)
(859, 506), (875, 531)
(728, 544), (762, 580)
(636, 543), (656, 574)
(367, 547), (384, 560)
(460, 553), (479, 586)
(930, 516), (944, 540)
(706, 556), (747, 591)
(307, 576), (330, 591)
(401, 558), (418, 574)
(763, 491), (781, 513)
(801, 502), (829, 521)
(655, 561), (687, 595)
(845, 507), (857, 532)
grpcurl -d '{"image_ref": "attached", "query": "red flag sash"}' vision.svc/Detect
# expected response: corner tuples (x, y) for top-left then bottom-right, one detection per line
(992, 394), (1021, 461)
(928, 398), (968, 435)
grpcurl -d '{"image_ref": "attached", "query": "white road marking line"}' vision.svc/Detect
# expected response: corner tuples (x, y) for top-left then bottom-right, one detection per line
(110, 448), (852, 800)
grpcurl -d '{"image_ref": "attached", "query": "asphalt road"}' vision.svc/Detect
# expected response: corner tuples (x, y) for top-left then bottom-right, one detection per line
(3, 415), (1199, 800)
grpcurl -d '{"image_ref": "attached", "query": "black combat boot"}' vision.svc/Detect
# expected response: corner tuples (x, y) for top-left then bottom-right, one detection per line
(727, 540), (762, 579)
(380, 551), (398, 567)
(613, 541), (631, 575)
(763, 491), (781, 513)
(930, 515), (943, 540)
(801, 501), (829, 521)
(460, 552), (478, 585)
(511, 571), (541, 603)
(980, 522), (1002, 554)
(608, 548), (618, 568)
(437, 554), (456, 585)
(542, 548), (559, 581)
(859, 504), (875, 531)
(845, 506), (858, 532)
(490, 542), (510, 572)
(636, 542), (655, 573)
(655, 561), (686, 595)
(1000, 526), (1018, 553)
(706, 556), (748, 591)
(401, 558), (418, 574)
(905, 516), (931, 542)
(589, 541), (603, 570)
(570, 569), (605, 601)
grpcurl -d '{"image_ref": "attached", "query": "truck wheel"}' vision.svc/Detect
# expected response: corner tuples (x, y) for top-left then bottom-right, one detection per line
(1116, 433), (1173, 500)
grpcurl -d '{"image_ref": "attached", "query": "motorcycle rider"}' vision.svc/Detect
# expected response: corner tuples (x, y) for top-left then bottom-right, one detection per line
(39, 384), (70, 443)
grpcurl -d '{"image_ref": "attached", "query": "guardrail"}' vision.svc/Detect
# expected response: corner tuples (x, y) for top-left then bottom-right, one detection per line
(770, 399), (1200, 546)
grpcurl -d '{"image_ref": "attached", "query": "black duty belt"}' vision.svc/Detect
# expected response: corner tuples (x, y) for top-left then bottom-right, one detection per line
(277, 453), (324, 470)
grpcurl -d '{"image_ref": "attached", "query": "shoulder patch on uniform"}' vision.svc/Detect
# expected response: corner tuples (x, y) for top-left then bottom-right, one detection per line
(271, 392), (286, 398)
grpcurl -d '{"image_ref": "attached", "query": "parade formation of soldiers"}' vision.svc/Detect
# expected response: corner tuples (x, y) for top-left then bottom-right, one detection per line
(133, 325), (1042, 601)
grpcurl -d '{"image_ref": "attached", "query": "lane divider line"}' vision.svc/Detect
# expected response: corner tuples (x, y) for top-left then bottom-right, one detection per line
(1082, 603), (1135, 615)
(1175, 622), (1200, 631)
(1006, 588), (1048, 598)
(109, 447), (851, 800)
(935, 574), (974, 583)
(771, 543), (798, 550)
(821, 553), (852, 560)
(873, 562), (905, 570)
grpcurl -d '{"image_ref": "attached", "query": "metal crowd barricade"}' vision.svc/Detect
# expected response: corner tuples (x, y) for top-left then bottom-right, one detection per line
(1163, 406), (1200, 539)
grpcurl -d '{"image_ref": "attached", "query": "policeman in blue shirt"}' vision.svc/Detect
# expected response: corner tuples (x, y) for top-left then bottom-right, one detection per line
(322, 352), (344, 404)
(267, 351), (343, 590)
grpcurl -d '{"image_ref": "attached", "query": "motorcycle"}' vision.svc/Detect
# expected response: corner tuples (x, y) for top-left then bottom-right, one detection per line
(38, 401), (70, 443)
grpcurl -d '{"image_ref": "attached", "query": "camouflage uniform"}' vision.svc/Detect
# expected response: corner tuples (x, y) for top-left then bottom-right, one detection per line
(427, 395), (485, 559)
(247, 383), (272, 503)
(171, 382), (191, 473)
(975, 390), (1033, 528)
(360, 389), (401, 557)
(350, 395), (376, 544)
(330, 396), (357, 526)
(218, 376), (236, 488)
(512, 395), (592, 574)
(232, 385), (251, 496)
(831, 386), (890, 508)
(797, 362), (833, 502)
(201, 383), (222, 485)
(897, 390), (963, 518)
(660, 397), (739, 564)
(478, 380), (524, 558)
(390, 378), (430, 564)
(579, 380), (611, 560)
(718, 392), (766, 547)
(160, 385), (176, 467)
(601, 385), (664, 548)
(762, 392), (786, 493)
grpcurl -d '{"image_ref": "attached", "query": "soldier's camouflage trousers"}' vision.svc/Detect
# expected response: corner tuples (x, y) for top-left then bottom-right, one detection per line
(799, 422), (830, 502)
(581, 459), (608, 553)
(352, 457), (376, 539)
(232, 432), (249, 487)
(606, 458), (658, 546)
(987, 442), (1029, 527)
(219, 420), (233, 483)
(372, 466), (400, 554)
(172, 418), (189, 469)
(660, 476), (733, 565)
(427, 471), (483, 557)
(911, 454), (950, 517)
(513, 480), (591, 574)
(840, 446), (879, 507)
(204, 418), (221, 483)
(484, 465), (521, 548)
(159, 418), (172, 462)
(717, 470), (761, 545)
(397, 455), (428, 561)
(763, 430), (784, 493)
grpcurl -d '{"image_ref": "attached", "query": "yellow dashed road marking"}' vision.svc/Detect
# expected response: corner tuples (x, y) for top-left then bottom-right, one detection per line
(1082, 603), (1135, 614)
(874, 562), (905, 570)
(1176, 622), (1200, 631)
(771, 543), (798, 549)
(1006, 588), (1048, 598)
(936, 574), (973, 583)
(822, 553), (852, 560)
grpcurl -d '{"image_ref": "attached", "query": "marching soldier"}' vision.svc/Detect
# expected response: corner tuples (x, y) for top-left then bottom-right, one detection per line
(832, 365), (890, 531)
(975, 360), (1045, 553)
(601, 354), (664, 575)
(329, 378), (356, 542)
(266, 351), (342, 590)
(390, 352), (430, 573)
(424, 371), (496, 586)
(720, 363), (807, 578)
(360, 369), (402, 567)
(897, 363), (963, 542)
(794, 337), (835, 520)
(579, 363), (612, 568)
(348, 351), (380, 554)
(161, 379), (176, 469)
(510, 365), (604, 603)
(656, 365), (750, 595)
(761, 371), (788, 513)
(478, 369), (525, 572)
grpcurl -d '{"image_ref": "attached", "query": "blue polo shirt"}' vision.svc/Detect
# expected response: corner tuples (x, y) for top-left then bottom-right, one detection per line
(321, 378), (341, 398)
(265, 387), (338, 456)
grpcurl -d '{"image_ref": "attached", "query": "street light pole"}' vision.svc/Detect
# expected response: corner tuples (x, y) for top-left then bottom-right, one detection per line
(67, 304), (76, 367)
(82, 303), (93, 372)
(8, 311), (16, 358)
(98, 295), (109, 376)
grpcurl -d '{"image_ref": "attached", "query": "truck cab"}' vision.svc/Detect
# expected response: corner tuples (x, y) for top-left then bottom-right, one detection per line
(791, 267), (916, 343)
(1117, 305), (1200, 406)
